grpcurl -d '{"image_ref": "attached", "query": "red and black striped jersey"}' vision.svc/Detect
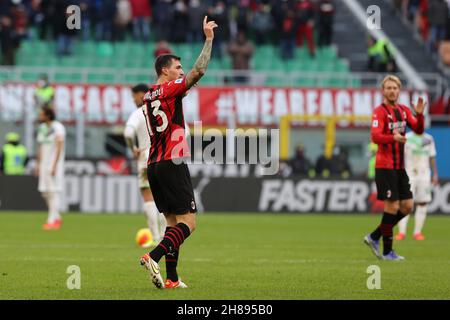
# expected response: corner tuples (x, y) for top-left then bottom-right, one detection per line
(143, 77), (190, 164)
(371, 103), (424, 170)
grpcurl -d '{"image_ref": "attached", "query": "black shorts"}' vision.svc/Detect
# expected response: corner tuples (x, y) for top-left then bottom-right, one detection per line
(147, 160), (197, 215)
(375, 169), (413, 201)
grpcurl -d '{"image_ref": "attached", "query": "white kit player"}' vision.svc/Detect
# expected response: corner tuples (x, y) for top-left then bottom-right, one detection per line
(35, 107), (66, 230)
(396, 131), (439, 241)
(125, 84), (166, 245)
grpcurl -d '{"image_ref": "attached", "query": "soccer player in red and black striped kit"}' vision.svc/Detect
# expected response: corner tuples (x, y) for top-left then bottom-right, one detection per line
(364, 75), (426, 261)
(139, 17), (218, 289)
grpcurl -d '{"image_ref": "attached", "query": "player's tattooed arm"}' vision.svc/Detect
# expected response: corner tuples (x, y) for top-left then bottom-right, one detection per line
(186, 16), (218, 89)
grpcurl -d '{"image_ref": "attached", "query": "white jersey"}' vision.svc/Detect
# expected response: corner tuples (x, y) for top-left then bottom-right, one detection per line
(405, 132), (436, 180)
(125, 106), (150, 170)
(37, 121), (66, 192)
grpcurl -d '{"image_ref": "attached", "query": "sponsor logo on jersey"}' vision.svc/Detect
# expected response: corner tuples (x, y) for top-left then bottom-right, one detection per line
(175, 78), (183, 84)
(373, 120), (378, 128)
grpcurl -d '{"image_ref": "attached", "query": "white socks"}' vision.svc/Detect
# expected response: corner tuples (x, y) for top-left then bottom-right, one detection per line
(143, 201), (164, 242)
(414, 205), (427, 235)
(45, 192), (61, 224)
(398, 214), (409, 234)
(397, 205), (427, 235)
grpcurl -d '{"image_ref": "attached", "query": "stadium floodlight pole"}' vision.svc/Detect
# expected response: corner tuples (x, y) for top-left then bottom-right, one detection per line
(343, 0), (428, 91)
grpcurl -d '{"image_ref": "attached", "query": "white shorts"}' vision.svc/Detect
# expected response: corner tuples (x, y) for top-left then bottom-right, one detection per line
(410, 178), (432, 204)
(38, 173), (64, 193)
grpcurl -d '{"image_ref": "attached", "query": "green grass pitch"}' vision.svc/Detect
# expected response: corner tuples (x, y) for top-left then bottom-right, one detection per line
(1, 212), (450, 300)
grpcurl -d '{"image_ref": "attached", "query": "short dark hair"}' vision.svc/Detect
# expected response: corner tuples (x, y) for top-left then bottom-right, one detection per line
(155, 54), (181, 76)
(41, 106), (55, 121)
(131, 83), (149, 93)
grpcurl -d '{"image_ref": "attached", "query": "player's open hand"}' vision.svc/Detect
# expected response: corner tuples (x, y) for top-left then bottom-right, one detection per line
(393, 133), (406, 144)
(412, 97), (427, 114)
(203, 16), (218, 40)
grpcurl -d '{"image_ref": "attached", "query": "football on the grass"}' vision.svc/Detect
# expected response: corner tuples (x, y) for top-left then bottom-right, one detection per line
(135, 228), (153, 247)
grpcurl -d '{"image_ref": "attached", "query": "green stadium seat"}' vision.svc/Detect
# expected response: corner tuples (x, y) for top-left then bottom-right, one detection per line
(286, 59), (306, 72)
(58, 57), (79, 68)
(199, 75), (219, 86)
(74, 41), (97, 56)
(54, 72), (83, 83)
(316, 62), (335, 72)
(301, 61), (319, 72)
(292, 77), (316, 87)
(21, 71), (41, 82)
(87, 73), (116, 84)
(334, 60), (349, 73)
(123, 74), (152, 84)
(317, 46), (337, 61)
(97, 42), (114, 57)
(265, 76), (284, 87)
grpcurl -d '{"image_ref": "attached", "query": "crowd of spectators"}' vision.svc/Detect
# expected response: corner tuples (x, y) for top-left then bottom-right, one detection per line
(391, 0), (450, 63)
(280, 144), (352, 179)
(0, 0), (336, 66)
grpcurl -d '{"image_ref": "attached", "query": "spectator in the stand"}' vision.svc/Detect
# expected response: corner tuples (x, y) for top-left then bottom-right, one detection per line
(187, 0), (206, 43)
(0, 16), (19, 65)
(235, 0), (251, 33)
(153, 40), (172, 58)
(208, 1), (229, 59)
(280, 9), (298, 60)
(271, 0), (287, 43)
(129, 0), (151, 42)
(367, 36), (397, 72)
(34, 74), (55, 109)
(170, 0), (189, 43)
(115, 0), (132, 41)
(250, 3), (273, 45)
(228, 30), (254, 83)
(317, 0), (335, 47)
(0, 132), (28, 176)
(11, 2), (28, 40)
(406, 0), (421, 22)
(94, 0), (116, 41)
(428, 0), (449, 52)
(295, 0), (316, 58)
(315, 149), (332, 178)
(418, 0), (430, 41)
(38, 0), (57, 40)
(289, 145), (315, 177)
(330, 146), (351, 178)
(152, 0), (172, 41)
(74, 0), (93, 41)
(55, 0), (77, 56)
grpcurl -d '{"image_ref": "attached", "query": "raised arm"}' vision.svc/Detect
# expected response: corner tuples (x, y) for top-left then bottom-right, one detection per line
(407, 97), (425, 134)
(185, 16), (218, 90)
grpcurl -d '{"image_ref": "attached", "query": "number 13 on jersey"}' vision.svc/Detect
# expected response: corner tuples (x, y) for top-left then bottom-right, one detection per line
(144, 99), (168, 135)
